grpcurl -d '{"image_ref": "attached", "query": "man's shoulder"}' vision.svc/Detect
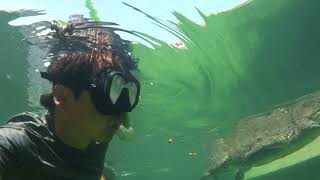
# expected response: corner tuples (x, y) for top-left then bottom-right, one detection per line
(5, 112), (43, 123)
(0, 112), (51, 140)
(0, 112), (51, 149)
(0, 115), (33, 150)
(0, 126), (29, 146)
(2, 112), (46, 129)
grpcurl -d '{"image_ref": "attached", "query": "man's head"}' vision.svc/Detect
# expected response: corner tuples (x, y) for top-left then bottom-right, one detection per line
(40, 29), (139, 143)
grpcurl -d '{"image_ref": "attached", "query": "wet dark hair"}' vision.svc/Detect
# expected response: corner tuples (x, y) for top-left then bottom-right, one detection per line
(39, 22), (138, 114)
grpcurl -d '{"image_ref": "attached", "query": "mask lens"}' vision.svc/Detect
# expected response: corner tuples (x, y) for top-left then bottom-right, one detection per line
(109, 75), (139, 106)
(109, 75), (125, 104)
(127, 82), (138, 106)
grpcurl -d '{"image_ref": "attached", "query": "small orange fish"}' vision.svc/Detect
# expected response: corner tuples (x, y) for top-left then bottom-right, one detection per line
(100, 175), (106, 180)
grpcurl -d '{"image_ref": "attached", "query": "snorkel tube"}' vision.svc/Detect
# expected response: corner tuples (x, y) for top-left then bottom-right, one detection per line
(117, 113), (135, 141)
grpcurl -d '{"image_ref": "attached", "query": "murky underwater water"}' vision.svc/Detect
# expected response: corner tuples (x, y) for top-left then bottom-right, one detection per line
(1, 0), (320, 179)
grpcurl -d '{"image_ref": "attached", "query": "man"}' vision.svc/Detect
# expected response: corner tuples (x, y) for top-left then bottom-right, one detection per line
(0, 21), (140, 180)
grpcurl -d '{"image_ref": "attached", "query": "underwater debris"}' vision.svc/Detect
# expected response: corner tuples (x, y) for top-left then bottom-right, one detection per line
(188, 152), (197, 157)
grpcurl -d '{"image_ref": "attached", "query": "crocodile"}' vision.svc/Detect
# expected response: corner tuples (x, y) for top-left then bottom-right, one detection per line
(202, 90), (320, 180)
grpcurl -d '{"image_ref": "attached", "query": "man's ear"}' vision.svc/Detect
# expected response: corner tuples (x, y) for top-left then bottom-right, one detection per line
(52, 84), (75, 106)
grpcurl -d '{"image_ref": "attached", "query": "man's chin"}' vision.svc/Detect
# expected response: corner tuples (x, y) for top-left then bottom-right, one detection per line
(97, 134), (114, 143)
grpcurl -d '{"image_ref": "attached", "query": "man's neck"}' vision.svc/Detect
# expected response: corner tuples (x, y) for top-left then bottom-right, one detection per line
(53, 110), (90, 150)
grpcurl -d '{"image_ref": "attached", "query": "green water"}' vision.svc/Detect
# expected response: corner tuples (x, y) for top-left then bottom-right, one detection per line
(1, 0), (320, 179)
(0, 12), (30, 120)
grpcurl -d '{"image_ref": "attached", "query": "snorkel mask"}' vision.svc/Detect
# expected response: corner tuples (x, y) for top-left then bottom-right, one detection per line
(40, 69), (140, 115)
(88, 69), (140, 115)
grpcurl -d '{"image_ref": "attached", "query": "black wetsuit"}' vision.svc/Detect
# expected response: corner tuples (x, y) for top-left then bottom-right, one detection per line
(0, 112), (109, 180)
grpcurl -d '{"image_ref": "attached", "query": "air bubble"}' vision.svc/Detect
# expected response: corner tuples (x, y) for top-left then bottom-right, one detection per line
(43, 62), (51, 67)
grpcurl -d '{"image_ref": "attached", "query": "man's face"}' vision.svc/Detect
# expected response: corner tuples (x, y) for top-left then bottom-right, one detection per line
(66, 89), (123, 143)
